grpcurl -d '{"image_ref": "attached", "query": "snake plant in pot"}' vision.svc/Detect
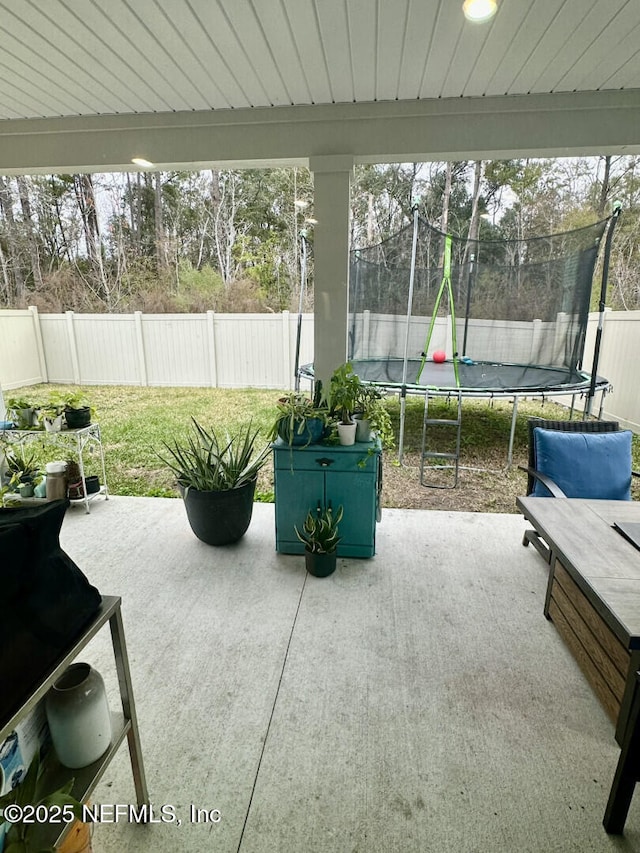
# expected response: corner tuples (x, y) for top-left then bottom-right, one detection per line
(295, 505), (343, 577)
(158, 419), (269, 545)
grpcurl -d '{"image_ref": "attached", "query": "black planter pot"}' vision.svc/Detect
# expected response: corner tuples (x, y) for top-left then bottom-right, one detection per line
(64, 406), (91, 429)
(181, 478), (257, 546)
(304, 549), (337, 578)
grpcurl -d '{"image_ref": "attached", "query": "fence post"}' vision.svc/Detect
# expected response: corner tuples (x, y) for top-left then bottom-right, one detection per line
(65, 311), (81, 384)
(282, 310), (291, 389)
(134, 311), (148, 386)
(206, 311), (218, 387)
(29, 305), (48, 383)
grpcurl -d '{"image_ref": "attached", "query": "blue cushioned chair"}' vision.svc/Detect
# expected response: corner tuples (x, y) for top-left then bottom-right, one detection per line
(521, 417), (639, 562)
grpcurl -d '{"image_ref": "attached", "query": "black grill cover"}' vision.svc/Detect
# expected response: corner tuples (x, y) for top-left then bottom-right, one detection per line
(0, 500), (101, 727)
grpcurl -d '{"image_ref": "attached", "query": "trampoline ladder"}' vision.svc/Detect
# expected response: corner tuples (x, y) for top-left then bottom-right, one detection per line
(420, 391), (462, 489)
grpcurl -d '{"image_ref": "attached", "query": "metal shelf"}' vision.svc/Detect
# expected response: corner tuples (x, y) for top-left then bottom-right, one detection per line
(0, 423), (109, 513)
(1, 596), (149, 849)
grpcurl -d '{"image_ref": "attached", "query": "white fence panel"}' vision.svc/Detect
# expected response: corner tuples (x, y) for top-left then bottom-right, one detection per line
(72, 314), (139, 384)
(584, 310), (640, 431)
(142, 314), (211, 387)
(1, 308), (638, 432)
(0, 309), (45, 389)
(39, 316), (73, 381)
(214, 314), (287, 388)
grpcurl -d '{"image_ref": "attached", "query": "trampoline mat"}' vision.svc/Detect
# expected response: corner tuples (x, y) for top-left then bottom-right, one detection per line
(301, 359), (605, 395)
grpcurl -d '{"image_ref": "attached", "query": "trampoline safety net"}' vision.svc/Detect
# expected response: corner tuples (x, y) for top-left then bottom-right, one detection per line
(348, 215), (610, 392)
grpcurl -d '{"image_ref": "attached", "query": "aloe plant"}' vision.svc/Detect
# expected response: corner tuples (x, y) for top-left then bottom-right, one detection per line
(295, 505), (343, 553)
(158, 419), (269, 492)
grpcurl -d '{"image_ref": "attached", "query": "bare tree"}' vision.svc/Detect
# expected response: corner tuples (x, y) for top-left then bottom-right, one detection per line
(16, 175), (43, 289)
(0, 177), (25, 299)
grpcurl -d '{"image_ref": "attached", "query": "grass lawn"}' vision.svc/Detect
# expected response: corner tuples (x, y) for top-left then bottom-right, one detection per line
(4, 384), (639, 513)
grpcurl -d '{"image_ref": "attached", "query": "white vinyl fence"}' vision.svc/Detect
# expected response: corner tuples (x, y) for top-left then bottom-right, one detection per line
(0, 308), (313, 392)
(0, 307), (639, 432)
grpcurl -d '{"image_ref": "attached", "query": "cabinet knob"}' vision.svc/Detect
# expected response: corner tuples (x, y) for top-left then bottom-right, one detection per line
(315, 457), (334, 467)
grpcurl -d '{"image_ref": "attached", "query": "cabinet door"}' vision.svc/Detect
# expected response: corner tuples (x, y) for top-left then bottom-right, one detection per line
(274, 465), (324, 553)
(326, 469), (376, 557)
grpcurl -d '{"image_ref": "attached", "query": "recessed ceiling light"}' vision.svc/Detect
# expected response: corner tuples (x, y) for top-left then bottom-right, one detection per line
(463, 0), (497, 23)
(131, 157), (155, 168)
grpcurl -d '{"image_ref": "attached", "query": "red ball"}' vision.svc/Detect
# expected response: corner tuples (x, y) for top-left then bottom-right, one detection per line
(432, 350), (446, 364)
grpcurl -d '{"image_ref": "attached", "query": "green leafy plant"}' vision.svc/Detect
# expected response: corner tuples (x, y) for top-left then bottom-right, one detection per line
(4, 447), (42, 488)
(158, 419), (269, 493)
(355, 385), (395, 449)
(62, 390), (95, 417)
(37, 391), (66, 423)
(5, 398), (35, 429)
(329, 363), (361, 424)
(268, 393), (326, 445)
(0, 751), (83, 853)
(295, 505), (343, 554)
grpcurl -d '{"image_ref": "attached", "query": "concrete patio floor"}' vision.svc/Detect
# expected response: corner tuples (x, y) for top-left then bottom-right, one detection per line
(58, 496), (640, 853)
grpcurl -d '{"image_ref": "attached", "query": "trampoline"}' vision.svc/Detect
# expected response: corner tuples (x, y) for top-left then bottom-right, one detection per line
(300, 206), (620, 470)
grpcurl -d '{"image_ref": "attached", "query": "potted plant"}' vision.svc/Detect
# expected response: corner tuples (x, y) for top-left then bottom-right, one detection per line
(158, 418), (269, 546)
(37, 392), (66, 433)
(354, 385), (395, 448)
(329, 363), (361, 446)
(268, 393), (325, 447)
(5, 397), (36, 430)
(0, 751), (85, 853)
(5, 448), (42, 498)
(295, 505), (343, 577)
(62, 391), (93, 430)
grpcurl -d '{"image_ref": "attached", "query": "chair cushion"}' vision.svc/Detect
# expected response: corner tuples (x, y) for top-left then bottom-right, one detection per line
(531, 428), (633, 500)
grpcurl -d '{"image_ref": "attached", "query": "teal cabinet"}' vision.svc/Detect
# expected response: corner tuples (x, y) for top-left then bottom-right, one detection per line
(272, 439), (381, 558)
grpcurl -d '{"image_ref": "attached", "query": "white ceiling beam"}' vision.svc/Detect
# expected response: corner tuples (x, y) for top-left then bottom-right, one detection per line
(0, 89), (638, 175)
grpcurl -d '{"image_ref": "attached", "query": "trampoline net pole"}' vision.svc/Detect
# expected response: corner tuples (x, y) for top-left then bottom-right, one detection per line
(294, 232), (308, 392)
(586, 204), (620, 417)
(401, 207), (420, 388)
(398, 387), (407, 465)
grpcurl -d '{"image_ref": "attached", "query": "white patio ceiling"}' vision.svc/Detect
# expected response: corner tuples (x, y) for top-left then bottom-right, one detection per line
(0, 0), (639, 173)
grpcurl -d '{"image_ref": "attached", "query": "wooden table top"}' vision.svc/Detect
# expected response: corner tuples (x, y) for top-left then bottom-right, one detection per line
(517, 497), (640, 646)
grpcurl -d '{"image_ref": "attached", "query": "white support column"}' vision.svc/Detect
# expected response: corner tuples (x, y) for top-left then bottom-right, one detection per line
(309, 155), (353, 389)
